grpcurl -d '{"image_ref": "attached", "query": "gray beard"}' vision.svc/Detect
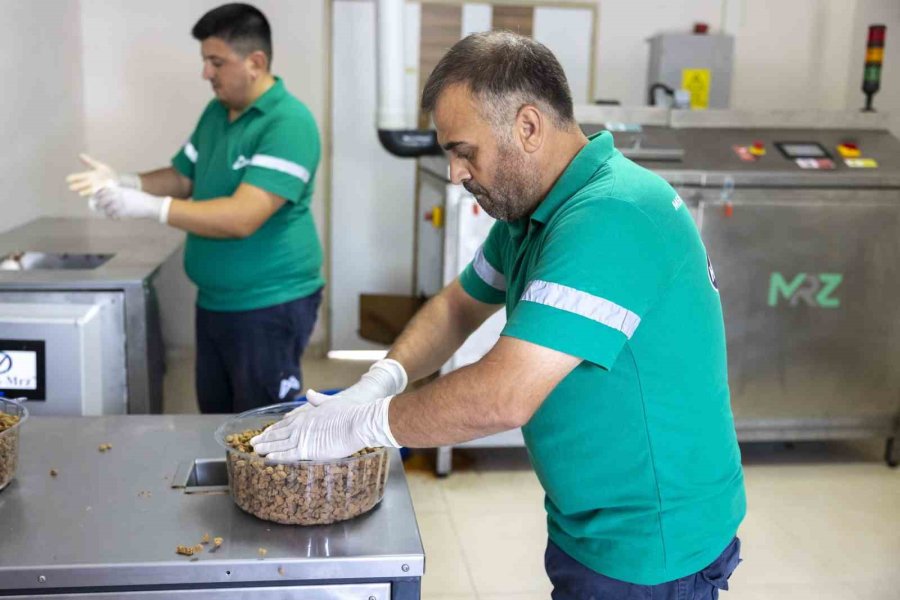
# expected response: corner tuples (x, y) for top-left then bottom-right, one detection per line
(463, 144), (543, 222)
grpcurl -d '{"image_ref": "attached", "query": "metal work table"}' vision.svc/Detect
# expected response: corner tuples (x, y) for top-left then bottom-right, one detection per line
(0, 416), (424, 598)
(0, 219), (185, 414)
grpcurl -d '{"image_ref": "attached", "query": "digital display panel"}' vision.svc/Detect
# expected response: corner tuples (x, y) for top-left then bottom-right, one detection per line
(0, 340), (45, 401)
(776, 142), (831, 159)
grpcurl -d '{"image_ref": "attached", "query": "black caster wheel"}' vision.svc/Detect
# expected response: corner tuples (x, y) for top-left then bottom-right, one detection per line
(885, 437), (898, 468)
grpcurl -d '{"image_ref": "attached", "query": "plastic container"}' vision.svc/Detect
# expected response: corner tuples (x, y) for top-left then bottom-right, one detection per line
(0, 398), (28, 492)
(214, 402), (390, 525)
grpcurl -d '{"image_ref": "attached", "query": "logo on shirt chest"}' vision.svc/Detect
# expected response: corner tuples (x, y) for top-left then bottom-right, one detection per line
(232, 155), (251, 170)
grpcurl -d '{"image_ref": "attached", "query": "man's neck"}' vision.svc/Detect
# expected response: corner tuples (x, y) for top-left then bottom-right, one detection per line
(538, 128), (590, 199)
(228, 74), (276, 121)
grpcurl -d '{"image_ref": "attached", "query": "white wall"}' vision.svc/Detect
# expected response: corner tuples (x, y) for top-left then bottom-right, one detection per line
(79, 0), (329, 350)
(0, 0), (85, 234)
(594, 0), (897, 124)
(594, 0), (723, 104)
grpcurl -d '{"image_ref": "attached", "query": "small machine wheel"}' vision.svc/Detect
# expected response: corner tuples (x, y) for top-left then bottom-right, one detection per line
(885, 437), (898, 468)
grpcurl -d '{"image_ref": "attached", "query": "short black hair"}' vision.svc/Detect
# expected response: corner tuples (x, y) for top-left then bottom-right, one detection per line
(421, 31), (575, 129)
(192, 3), (272, 67)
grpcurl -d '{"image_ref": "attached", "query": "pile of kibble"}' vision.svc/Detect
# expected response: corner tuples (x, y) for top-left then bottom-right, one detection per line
(223, 428), (389, 525)
(0, 412), (22, 491)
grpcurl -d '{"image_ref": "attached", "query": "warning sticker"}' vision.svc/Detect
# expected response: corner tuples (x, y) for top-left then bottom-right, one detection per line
(681, 68), (711, 110)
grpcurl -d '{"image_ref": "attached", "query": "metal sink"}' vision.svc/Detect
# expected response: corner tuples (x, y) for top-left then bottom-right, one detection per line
(0, 252), (114, 271)
(171, 458), (229, 494)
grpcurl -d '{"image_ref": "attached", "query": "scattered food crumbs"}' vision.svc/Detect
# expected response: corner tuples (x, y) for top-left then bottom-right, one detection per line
(49, 469), (58, 477)
(214, 537), (223, 547)
(98, 443), (112, 452)
(192, 544), (203, 555)
(176, 545), (197, 556)
(258, 547), (268, 559)
(201, 533), (210, 544)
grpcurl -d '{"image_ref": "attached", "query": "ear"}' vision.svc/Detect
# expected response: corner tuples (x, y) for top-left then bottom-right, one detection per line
(515, 105), (544, 154)
(247, 50), (269, 76)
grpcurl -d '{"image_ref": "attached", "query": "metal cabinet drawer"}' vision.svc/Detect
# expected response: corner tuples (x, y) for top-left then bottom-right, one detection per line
(2, 582), (390, 600)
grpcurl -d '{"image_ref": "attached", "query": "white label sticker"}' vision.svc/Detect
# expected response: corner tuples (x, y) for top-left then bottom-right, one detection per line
(0, 351), (37, 390)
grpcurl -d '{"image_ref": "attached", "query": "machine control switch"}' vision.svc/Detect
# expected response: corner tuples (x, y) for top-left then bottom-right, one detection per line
(837, 143), (861, 158)
(749, 141), (766, 157)
(425, 206), (444, 228)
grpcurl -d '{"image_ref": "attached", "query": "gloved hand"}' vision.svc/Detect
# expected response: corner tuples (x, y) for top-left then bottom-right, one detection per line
(92, 185), (173, 224)
(250, 389), (400, 462)
(282, 359), (408, 419)
(66, 154), (142, 197)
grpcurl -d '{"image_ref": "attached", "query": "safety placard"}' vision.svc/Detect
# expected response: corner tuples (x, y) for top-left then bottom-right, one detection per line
(681, 68), (711, 110)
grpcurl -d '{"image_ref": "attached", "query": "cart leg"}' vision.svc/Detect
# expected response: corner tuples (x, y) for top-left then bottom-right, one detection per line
(885, 437), (898, 468)
(436, 446), (453, 477)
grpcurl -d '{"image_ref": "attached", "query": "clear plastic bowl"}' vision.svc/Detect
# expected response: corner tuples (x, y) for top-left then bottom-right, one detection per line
(0, 398), (28, 492)
(214, 402), (390, 525)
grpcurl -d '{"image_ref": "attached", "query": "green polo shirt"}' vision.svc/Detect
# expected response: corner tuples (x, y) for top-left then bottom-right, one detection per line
(171, 77), (324, 311)
(459, 132), (746, 585)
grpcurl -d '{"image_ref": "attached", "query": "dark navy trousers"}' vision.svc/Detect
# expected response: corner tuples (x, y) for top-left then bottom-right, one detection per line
(194, 289), (322, 414)
(546, 537), (742, 600)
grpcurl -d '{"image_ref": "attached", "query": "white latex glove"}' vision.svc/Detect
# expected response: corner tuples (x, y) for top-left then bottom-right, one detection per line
(92, 185), (172, 224)
(282, 359), (408, 419)
(250, 389), (400, 462)
(66, 154), (142, 197)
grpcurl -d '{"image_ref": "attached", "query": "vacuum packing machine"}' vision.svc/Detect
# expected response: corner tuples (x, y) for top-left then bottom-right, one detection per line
(416, 108), (900, 474)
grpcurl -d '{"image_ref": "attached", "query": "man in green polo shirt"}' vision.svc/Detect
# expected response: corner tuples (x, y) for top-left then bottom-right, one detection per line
(66, 4), (323, 414)
(252, 32), (745, 597)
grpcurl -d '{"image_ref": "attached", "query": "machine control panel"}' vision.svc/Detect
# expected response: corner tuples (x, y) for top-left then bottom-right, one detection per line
(729, 136), (884, 171)
(775, 142), (836, 170)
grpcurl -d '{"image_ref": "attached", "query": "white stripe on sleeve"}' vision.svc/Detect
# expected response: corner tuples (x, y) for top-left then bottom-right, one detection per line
(520, 280), (641, 338)
(473, 245), (506, 291)
(248, 154), (311, 183)
(184, 142), (198, 163)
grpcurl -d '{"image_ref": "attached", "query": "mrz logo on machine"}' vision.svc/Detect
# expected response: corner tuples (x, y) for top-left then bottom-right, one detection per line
(768, 272), (843, 308)
(0, 352), (11, 375)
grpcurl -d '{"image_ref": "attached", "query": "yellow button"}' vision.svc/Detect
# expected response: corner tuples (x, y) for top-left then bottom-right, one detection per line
(430, 206), (443, 228)
(749, 145), (766, 157)
(837, 144), (861, 158)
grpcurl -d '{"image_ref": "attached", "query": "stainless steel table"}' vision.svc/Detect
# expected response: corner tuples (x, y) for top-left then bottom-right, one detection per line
(0, 416), (424, 598)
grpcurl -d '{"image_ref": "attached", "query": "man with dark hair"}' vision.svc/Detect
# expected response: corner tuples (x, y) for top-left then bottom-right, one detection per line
(67, 3), (323, 414)
(252, 31), (745, 598)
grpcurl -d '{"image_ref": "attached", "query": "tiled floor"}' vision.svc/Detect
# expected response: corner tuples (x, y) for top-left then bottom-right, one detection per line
(164, 353), (900, 599)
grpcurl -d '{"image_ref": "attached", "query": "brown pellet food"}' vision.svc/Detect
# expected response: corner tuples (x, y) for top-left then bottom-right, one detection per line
(224, 426), (389, 525)
(0, 413), (21, 490)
